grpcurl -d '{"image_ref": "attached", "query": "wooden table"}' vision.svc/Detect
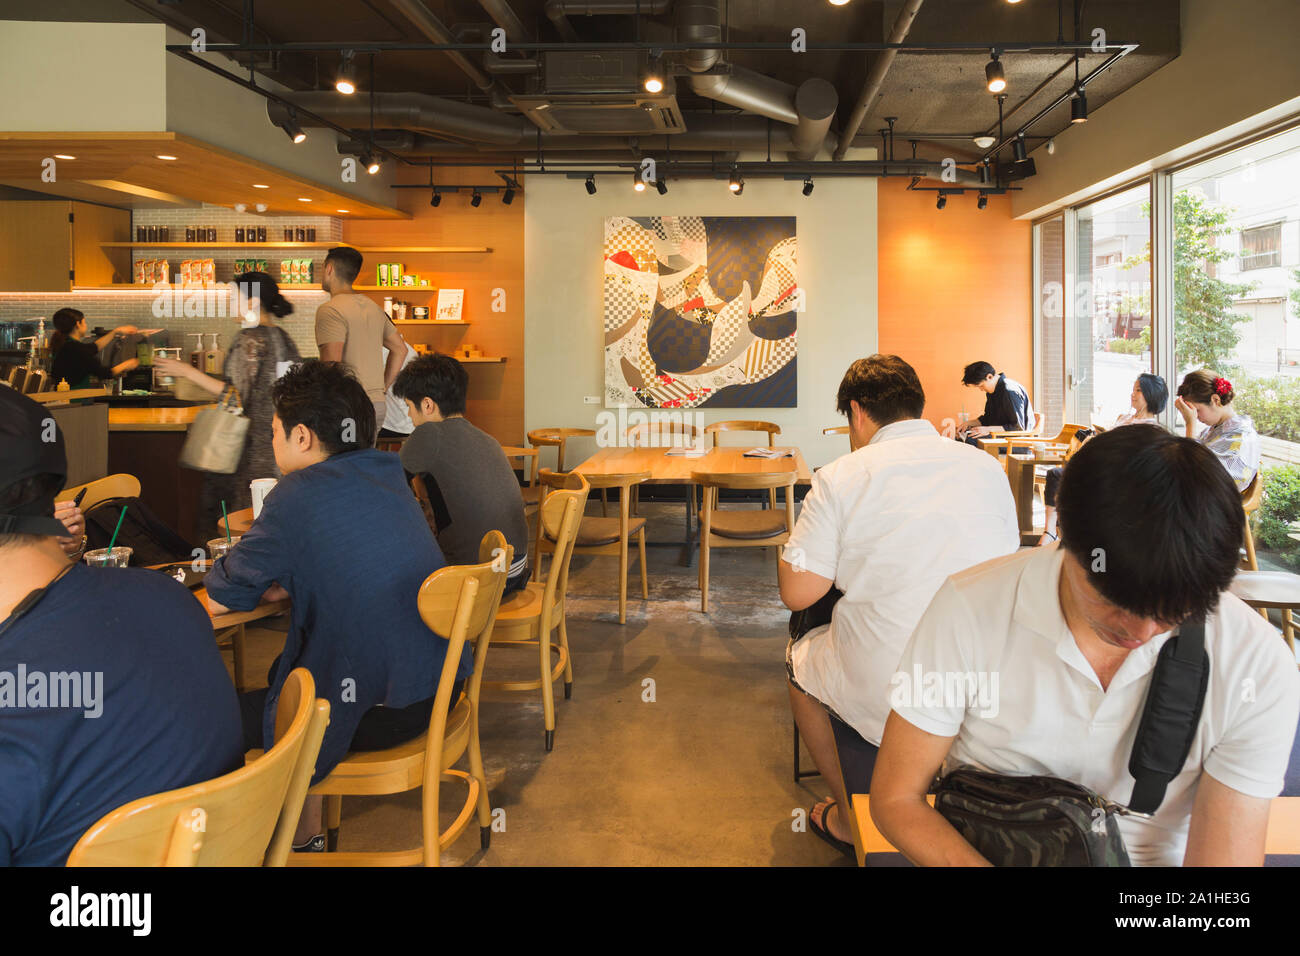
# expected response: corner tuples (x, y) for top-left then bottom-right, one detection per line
(107, 404), (214, 431)
(1006, 445), (1068, 546)
(219, 506), (256, 537)
(574, 446), (811, 564)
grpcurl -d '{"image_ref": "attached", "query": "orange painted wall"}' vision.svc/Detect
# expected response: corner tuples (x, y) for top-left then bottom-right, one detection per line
(877, 177), (1032, 431)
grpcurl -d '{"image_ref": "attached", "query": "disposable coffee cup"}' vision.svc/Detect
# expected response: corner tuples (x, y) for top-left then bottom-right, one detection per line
(207, 536), (242, 561)
(84, 547), (132, 568)
(250, 478), (277, 518)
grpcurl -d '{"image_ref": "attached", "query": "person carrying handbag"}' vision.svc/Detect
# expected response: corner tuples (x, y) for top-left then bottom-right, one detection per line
(156, 272), (301, 534)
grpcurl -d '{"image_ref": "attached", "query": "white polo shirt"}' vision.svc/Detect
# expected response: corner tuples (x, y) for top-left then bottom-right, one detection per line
(787, 418), (1019, 744)
(893, 544), (1300, 866)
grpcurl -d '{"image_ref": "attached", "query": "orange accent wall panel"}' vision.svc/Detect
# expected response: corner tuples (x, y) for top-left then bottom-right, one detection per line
(877, 177), (1032, 432)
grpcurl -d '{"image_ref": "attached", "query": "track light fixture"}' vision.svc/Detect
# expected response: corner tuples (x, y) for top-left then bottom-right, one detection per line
(642, 54), (665, 94)
(430, 188), (441, 207)
(585, 175), (597, 195)
(1012, 135), (1027, 163)
(728, 168), (744, 195)
(977, 193), (989, 210)
(633, 171), (646, 192)
(282, 108), (306, 144)
(502, 183), (516, 204)
(936, 195), (947, 210)
(365, 153), (381, 175)
(656, 178), (668, 195)
(1071, 88), (1088, 123)
(985, 51), (1006, 94)
(972, 134), (996, 149)
(802, 177), (814, 196)
(335, 50), (357, 95)
(471, 189), (482, 207)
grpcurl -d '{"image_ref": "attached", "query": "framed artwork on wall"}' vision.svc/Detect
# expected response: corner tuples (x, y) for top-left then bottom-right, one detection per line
(435, 288), (465, 321)
(603, 215), (799, 408)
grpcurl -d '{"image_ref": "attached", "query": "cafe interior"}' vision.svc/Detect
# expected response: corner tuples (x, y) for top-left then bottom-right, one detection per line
(3, 0), (1300, 872)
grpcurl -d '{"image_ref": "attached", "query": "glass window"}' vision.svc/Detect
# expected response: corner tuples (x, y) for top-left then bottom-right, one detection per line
(1240, 222), (1282, 271)
(1035, 216), (1065, 435)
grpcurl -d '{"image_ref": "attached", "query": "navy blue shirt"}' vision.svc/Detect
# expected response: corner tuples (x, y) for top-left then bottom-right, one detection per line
(978, 373), (1035, 431)
(205, 448), (466, 782)
(0, 563), (243, 866)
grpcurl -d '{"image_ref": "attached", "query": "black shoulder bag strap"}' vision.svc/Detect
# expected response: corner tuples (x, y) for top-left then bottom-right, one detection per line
(1126, 614), (1210, 814)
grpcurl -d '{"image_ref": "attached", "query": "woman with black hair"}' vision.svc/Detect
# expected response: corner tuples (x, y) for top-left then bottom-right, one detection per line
(155, 272), (301, 530)
(47, 308), (141, 388)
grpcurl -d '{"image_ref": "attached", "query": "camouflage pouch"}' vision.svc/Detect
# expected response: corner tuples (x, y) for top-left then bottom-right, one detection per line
(934, 767), (1134, 866)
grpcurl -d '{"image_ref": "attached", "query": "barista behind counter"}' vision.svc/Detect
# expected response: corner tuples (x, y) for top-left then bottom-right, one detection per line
(48, 308), (142, 388)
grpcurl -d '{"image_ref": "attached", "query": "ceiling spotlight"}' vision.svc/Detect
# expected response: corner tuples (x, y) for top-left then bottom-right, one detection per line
(936, 195), (947, 210)
(1012, 135), (1027, 162)
(255, 203), (268, 212)
(234, 203), (247, 213)
(656, 178), (668, 195)
(985, 52), (1006, 94)
(642, 55), (665, 94)
(502, 185), (516, 204)
(585, 175), (597, 195)
(802, 177), (814, 196)
(297, 197), (312, 203)
(1070, 88), (1089, 124)
(633, 171), (646, 192)
(728, 169), (743, 194)
(54, 154), (75, 160)
(1046, 138), (1056, 155)
(829, 0), (850, 5)
(977, 193), (988, 210)
(972, 134), (997, 149)
(430, 189), (441, 207)
(471, 189), (482, 207)
(252, 183), (270, 189)
(156, 154), (178, 161)
(335, 51), (357, 95)
(284, 119), (306, 145)
(364, 153), (382, 175)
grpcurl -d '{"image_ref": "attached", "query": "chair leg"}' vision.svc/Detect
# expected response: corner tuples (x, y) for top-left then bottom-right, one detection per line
(423, 762), (441, 867)
(638, 528), (648, 600)
(232, 624), (246, 693)
(468, 705), (492, 851)
(600, 488), (608, 517)
(699, 537), (710, 613)
(324, 795), (342, 851)
(540, 621), (557, 751)
(618, 533), (628, 625)
(560, 610), (573, 700)
(1284, 609), (1295, 655)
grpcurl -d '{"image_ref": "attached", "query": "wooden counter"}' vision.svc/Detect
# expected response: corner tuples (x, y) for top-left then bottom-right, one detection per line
(108, 404), (214, 431)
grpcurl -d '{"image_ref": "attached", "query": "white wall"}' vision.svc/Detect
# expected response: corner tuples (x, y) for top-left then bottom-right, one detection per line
(1014, 0), (1300, 219)
(524, 168), (878, 469)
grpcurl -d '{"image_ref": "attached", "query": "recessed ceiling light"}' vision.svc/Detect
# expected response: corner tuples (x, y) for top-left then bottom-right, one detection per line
(972, 135), (997, 149)
(54, 154), (75, 160)
(252, 183), (270, 189)
(255, 203), (268, 212)
(297, 197), (312, 202)
(156, 154), (178, 161)
(337, 209), (349, 213)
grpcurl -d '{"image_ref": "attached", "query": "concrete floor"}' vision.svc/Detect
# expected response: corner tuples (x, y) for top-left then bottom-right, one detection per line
(234, 498), (851, 866)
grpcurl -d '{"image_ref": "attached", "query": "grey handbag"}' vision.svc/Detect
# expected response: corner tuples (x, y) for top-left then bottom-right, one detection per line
(179, 387), (250, 474)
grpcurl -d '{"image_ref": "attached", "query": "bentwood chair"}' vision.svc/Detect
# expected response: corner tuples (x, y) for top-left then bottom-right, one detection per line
(1241, 473), (1264, 572)
(68, 668), (329, 867)
(693, 469), (797, 613)
(535, 469), (650, 624)
(822, 425), (849, 437)
(297, 534), (509, 867)
(529, 427), (597, 511)
(625, 420), (702, 518)
(706, 420), (784, 508)
(976, 413), (1050, 470)
(55, 473), (141, 512)
(501, 445), (541, 513)
(488, 478), (587, 751)
(1230, 570), (1300, 653)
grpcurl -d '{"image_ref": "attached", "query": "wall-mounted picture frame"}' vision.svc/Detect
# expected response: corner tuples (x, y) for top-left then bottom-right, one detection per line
(435, 288), (465, 321)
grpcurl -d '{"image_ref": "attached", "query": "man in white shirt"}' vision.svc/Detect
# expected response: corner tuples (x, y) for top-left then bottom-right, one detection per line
(780, 354), (1019, 854)
(872, 426), (1300, 866)
(378, 342), (418, 439)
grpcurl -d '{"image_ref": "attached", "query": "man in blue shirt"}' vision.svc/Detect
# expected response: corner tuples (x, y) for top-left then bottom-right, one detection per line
(204, 359), (466, 851)
(0, 388), (243, 865)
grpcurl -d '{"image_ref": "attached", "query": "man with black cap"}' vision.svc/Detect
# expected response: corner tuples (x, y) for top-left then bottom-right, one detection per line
(0, 388), (244, 865)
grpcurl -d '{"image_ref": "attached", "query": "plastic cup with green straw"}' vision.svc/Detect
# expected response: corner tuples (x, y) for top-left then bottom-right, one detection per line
(221, 500), (232, 546)
(106, 505), (128, 564)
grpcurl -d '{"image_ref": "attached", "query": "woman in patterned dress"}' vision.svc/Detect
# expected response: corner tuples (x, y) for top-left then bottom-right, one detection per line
(1175, 369), (1262, 492)
(155, 272), (301, 537)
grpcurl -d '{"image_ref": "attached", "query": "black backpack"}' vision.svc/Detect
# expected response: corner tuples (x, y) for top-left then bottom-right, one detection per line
(84, 496), (197, 567)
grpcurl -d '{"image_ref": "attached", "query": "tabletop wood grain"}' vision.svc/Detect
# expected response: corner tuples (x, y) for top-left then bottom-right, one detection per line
(573, 446), (812, 484)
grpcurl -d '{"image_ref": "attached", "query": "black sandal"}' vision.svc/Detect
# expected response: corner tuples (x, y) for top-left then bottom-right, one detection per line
(809, 800), (856, 860)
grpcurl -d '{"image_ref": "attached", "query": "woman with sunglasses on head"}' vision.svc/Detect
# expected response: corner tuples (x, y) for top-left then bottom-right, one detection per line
(1175, 370), (1261, 493)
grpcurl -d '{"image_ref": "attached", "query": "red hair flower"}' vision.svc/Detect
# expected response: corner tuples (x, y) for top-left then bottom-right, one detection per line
(1214, 376), (1232, 396)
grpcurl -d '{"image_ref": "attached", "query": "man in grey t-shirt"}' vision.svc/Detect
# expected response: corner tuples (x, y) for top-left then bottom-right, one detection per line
(393, 353), (529, 589)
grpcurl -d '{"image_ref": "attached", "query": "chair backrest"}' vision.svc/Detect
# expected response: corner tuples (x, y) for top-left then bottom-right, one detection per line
(626, 420), (701, 447)
(692, 469), (797, 533)
(56, 473), (141, 512)
(68, 668), (326, 867)
(533, 475), (588, 614)
(500, 445), (539, 488)
(822, 425), (849, 436)
(527, 427), (596, 472)
(705, 420), (781, 447)
(1242, 472), (1263, 515)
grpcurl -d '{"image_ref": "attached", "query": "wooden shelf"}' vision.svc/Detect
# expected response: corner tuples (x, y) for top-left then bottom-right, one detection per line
(103, 243), (491, 253)
(73, 283), (323, 291)
(458, 356), (504, 363)
(355, 285), (436, 292)
(393, 320), (469, 326)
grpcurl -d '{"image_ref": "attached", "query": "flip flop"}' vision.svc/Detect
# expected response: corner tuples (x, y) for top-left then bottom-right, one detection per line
(809, 800), (856, 860)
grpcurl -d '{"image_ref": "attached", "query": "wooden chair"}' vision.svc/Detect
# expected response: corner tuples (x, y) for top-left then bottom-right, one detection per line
(1241, 473), (1263, 572)
(501, 444), (541, 513)
(1230, 570), (1300, 653)
(975, 413), (1049, 470)
(822, 425), (849, 436)
(693, 469), (797, 613)
(529, 427), (597, 512)
(535, 469), (650, 624)
(376, 435), (409, 453)
(626, 420), (701, 447)
(297, 533), (510, 866)
(706, 421), (784, 508)
(55, 473), (141, 511)
(849, 794), (1300, 865)
(67, 668), (329, 866)
(489, 476), (587, 751)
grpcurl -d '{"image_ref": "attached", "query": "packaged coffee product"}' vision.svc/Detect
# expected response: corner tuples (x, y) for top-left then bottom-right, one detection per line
(280, 259), (293, 283)
(134, 259), (146, 284)
(257, 227), (267, 243)
(378, 263), (389, 286)
(295, 227), (306, 242)
(306, 227), (316, 242)
(185, 227), (195, 242)
(284, 227), (294, 242)
(207, 226), (217, 242)
(235, 228), (245, 243)
(136, 227), (146, 242)
(147, 225), (158, 242)
(390, 262), (403, 286)
(160, 226), (170, 242)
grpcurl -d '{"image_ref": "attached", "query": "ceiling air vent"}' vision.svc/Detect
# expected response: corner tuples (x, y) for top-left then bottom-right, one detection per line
(510, 51), (686, 135)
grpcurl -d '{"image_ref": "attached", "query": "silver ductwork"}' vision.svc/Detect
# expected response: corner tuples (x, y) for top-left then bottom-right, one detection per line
(390, 0), (495, 92)
(675, 0), (836, 160)
(833, 0), (924, 160)
(475, 0), (530, 44)
(545, 0), (673, 42)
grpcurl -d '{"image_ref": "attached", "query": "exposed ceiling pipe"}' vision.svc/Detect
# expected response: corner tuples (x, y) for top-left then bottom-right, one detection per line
(483, 50), (541, 74)
(545, 0), (673, 42)
(676, 0), (836, 160)
(832, 0), (924, 161)
(389, 0), (496, 92)
(475, 0), (531, 44)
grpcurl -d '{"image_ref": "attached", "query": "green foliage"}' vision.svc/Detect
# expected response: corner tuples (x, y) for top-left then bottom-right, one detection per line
(1291, 267), (1300, 321)
(1235, 374), (1300, 443)
(1256, 465), (1300, 569)
(1108, 337), (1144, 355)
(1125, 191), (1256, 371)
